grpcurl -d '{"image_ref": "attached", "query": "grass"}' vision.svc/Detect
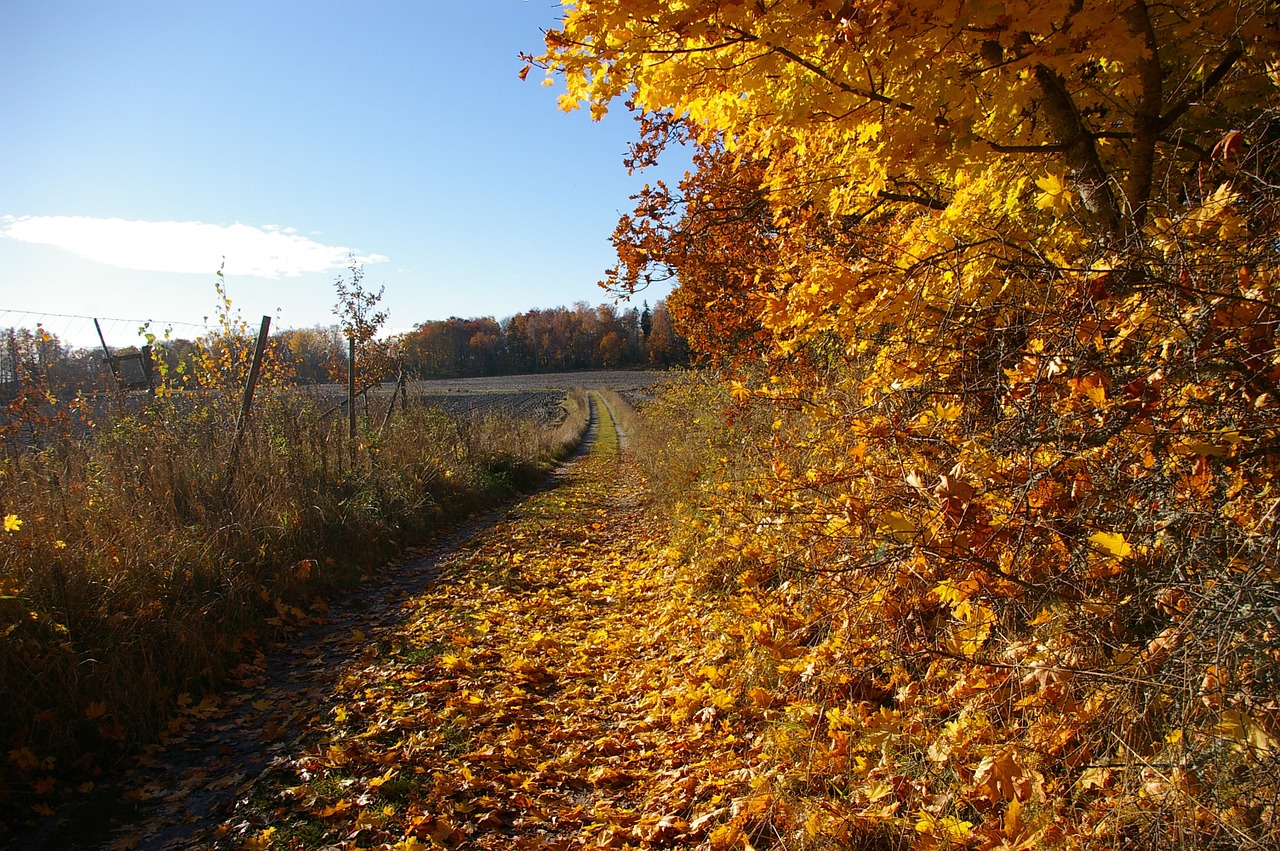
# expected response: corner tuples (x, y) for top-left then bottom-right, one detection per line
(595, 387), (640, 445)
(0, 383), (590, 828)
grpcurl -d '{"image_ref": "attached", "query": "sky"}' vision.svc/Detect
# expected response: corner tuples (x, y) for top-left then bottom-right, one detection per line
(0, 1), (687, 348)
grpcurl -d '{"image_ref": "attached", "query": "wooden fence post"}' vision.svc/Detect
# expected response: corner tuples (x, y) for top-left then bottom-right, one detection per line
(225, 316), (272, 488)
(379, 366), (406, 436)
(140, 344), (156, 395)
(348, 335), (357, 462)
(94, 319), (122, 386)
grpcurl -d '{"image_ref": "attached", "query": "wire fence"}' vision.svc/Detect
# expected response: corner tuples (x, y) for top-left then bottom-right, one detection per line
(0, 308), (215, 350)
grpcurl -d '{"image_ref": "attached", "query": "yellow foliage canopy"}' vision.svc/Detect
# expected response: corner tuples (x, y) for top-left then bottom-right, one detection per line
(543, 0), (1276, 343)
(541, 1), (1280, 846)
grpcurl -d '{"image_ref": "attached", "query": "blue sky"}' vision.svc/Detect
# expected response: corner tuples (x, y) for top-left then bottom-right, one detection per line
(0, 1), (684, 347)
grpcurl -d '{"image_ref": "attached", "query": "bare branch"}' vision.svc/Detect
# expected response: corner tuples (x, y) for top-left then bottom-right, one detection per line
(1157, 44), (1245, 133)
(723, 23), (917, 114)
(984, 140), (1071, 154)
(877, 189), (948, 211)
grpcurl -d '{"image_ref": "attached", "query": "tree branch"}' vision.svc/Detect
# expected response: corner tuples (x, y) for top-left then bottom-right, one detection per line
(1157, 43), (1244, 133)
(877, 189), (948, 211)
(723, 24), (917, 113)
(1034, 64), (1122, 240)
(984, 140), (1071, 154)
(1122, 0), (1165, 228)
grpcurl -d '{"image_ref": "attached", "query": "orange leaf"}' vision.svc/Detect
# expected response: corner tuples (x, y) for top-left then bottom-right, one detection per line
(972, 749), (1038, 803)
(316, 798), (353, 818)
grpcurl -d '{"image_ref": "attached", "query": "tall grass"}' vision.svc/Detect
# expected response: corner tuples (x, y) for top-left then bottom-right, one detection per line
(631, 371), (767, 516)
(458, 387), (591, 488)
(0, 386), (585, 823)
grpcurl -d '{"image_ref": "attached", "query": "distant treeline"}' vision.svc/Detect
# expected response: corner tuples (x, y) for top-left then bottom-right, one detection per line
(0, 300), (688, 397)
(400, 300), (687, 378)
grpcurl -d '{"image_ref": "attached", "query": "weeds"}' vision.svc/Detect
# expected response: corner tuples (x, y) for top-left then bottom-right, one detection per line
(0, 384), (582, 826)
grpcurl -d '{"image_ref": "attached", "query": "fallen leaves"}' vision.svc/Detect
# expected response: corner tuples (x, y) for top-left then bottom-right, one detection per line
(971, 749), (1042, 804)
(130, 407), (761, 849)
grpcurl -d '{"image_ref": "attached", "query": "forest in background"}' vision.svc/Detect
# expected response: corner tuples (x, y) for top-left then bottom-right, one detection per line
(0, 297), (687, 400)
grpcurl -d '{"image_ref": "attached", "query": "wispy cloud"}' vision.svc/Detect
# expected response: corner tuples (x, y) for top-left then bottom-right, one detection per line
(0, 215), (388, 278)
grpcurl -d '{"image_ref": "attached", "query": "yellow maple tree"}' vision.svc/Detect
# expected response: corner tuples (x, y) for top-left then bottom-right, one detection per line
(539, 1), (1280, 847)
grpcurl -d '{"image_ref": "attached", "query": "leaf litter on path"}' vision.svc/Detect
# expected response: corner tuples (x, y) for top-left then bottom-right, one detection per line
(35, 395), (760, 850)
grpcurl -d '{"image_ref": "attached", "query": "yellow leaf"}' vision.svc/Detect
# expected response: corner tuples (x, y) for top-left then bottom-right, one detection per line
(1076, 766), (1113, 791)
(709, 821), (744, 850)
(880, 511), (915, 536)
(1004, 797), (1023, 838)
(391, 838), (430, 851)
(1215, 709), (1278, 756)
(1178, 437), (1230, 458)
(915, 812), (974, 842)
(240, 827), (276, 850)
(933, 579), (971, 607)
(588, 765), (631, 787)
(316, 798), (352, 818)
(864, 779), (894, 803)
(1028, 608), (1056, 627)
(84, 701), (108, 720)
(950, 601), (996, 656)
(1034, 173), (1070, 213)
(369, 767), (397, 788)
(972, 748), (1038, 802)
(1088, 531), (1131, 560)
(935, 401), (963, 422)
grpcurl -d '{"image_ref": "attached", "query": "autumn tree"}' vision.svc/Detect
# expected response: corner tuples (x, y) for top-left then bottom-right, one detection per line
(278, 325), (346, 385)
(540, 2), (1280, 846)
(542, 1), (1279, 354)
(606, 114), (774, 366)
(643, 300), (685, 367)
(332, 260), (395, 386)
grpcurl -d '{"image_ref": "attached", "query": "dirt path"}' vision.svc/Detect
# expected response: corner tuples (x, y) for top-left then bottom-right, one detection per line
(16, 393), (753, 850)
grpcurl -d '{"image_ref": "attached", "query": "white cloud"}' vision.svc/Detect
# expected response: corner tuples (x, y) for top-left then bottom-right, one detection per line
(0, 215), (388, 278)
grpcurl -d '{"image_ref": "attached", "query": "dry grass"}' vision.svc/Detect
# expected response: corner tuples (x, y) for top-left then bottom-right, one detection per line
(0, 385), (583, 825)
